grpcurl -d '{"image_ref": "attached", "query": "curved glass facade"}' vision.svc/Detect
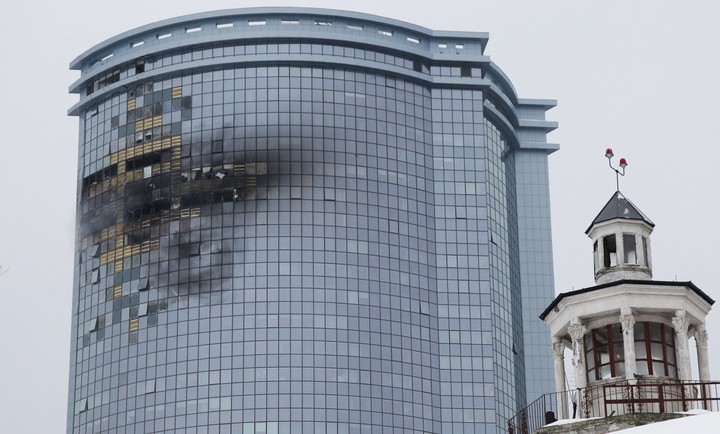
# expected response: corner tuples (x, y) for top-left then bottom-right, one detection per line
(68, 9), (557, 433)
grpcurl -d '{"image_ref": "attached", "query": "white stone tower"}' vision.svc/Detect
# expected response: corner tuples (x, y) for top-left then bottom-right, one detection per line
(541, 189), (714, 419)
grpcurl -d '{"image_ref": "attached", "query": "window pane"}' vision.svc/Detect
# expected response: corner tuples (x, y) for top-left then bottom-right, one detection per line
(587, 369), (596, 383)
(597, 346), (610, 365)
(652, 361), (666, 376)
(666, 348), (676, 364)
(623, 234), (637, 264)
(599, 365), (612, 379)
(636, 361), (649, 376)
(634, 341), (647, 359)
(650, 343), (664, 360)
(615, 362), (625, 378)
(664, 325), (675, 345)
(594, 328), (608, 346)
(649, 323), (662, 341)
(634, 322), (645, 340)
(613, 343), (625, 362)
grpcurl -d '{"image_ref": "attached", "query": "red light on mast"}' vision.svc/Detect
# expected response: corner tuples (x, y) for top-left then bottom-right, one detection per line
(605, 148), (614, 158)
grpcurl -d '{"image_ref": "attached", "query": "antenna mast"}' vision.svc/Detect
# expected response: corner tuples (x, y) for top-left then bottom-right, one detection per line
(605, 148), (628, 192)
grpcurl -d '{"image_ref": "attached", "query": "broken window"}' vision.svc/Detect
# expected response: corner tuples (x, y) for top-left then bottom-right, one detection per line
(88, 317), (99, 332)
(461, 65), (472, 77)
(179, 243), (200, 257)
(76, 398), (88, 414)
(86, 69), (120, 95)
(623, 234), (637, 264)
(89, 244), (100, 258)
(91, 269), (100, 284)
(324, 188), (335, 201)
(125, 228), (151, 245)
(602, 235), (617, 267)
(137, 278), (149, 292)
(82, 164), (118, 191)
(125, 150), (170, 172)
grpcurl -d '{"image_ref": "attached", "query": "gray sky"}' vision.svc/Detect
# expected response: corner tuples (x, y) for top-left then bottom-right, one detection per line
(1, 1), (718, 432)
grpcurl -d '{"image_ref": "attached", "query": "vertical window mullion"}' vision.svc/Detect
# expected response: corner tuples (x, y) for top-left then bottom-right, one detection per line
(608, 325), (616, 378)
(645, 323), (653, 375)
(592, 329), (600, 381)
(660, 324), (669, 376)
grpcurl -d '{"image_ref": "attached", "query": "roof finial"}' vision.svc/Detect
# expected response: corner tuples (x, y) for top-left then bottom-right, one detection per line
(605, 148), (627, 192)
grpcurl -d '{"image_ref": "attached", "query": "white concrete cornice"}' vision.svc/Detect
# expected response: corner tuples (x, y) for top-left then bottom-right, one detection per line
(544, 281), (712, 340)
(587, 218), (654, 241)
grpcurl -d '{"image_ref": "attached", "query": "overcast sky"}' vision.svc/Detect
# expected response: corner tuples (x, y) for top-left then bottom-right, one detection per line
(1, 1), (718, 432)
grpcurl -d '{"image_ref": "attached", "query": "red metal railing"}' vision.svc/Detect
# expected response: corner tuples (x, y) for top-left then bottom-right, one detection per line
(603, 380), (720, 416)
(508, 379), (720, 434)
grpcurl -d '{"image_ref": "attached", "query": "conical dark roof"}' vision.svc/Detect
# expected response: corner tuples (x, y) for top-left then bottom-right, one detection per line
(585, 191), (654, 234)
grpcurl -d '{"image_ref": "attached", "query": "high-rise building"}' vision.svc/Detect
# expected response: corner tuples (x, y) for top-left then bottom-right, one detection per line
(68, 8), (557, 433)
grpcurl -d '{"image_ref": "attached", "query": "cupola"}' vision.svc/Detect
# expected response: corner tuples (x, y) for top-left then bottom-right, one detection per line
(586, 192), (654, 284)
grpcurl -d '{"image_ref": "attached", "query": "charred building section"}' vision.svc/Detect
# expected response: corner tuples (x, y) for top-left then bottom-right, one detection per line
(68, 8), (558, 434)
(76, 82), (269, 354)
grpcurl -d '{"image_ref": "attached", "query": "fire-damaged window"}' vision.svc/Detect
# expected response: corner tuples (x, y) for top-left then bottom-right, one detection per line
(179, 243), (200, 257)
(86, 69), (120, 95)
(82, 164), (118, 191)
(125, 227), (152, 245)
(125, 149), (171, 172)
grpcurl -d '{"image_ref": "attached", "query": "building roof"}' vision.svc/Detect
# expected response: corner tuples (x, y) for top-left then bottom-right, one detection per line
(539, 279), (715, 320)
(585, 191), (654, 234)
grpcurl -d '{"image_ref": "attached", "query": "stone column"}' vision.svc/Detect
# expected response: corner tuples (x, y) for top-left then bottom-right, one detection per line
(568, 319), (587, 418)
(672, 310), (692, 381)
(695, 325), (711, 408)
(568, 319), (587, 390)
(695, 325), (710, 381)
(552, 339), (568, 419)
(619, 307), (637, 380)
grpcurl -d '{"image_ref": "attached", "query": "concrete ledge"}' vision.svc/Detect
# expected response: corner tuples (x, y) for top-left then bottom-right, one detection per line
(536, 412), (687, 434)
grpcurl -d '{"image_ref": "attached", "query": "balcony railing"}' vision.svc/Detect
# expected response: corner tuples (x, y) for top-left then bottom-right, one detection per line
(507, 379), (720, 434)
